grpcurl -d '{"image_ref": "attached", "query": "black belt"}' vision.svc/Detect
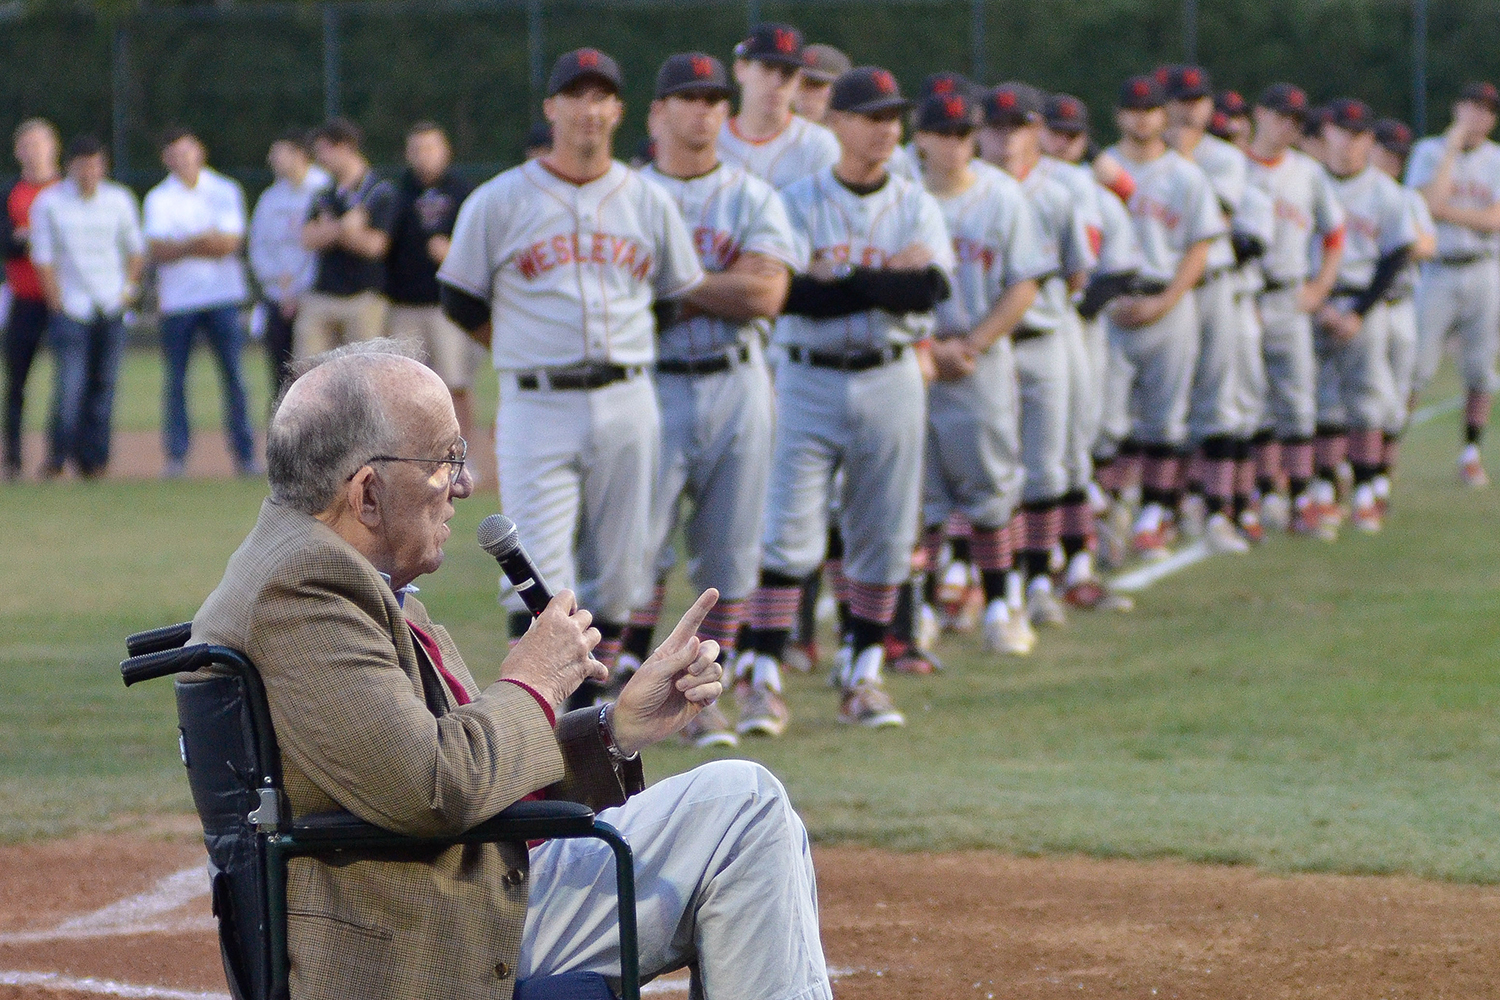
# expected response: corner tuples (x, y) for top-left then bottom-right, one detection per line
(785, 343), (906, 371)
(655, 343), (751, 376)
(1439, 251), (1494, 267)
(1012, 326), (1050, 343)
(515, 362), (645, 391)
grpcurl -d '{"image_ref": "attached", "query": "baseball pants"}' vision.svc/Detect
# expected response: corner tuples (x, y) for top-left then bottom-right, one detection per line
(1258, 287), (1318, 440)
(1386, 296), (1419, 432)
(1101, 294), (1201, 448)
(293, 290), (389, 359)
(1081, 315), (1111, 456)
(1315, 302), (1398, 431)
(1014, 330), (1071, 501)
(923, 338), (1025, 529)
(496, 373), (658, 623)
(521, 760), (832, 1000)
(649, 344), (774, 599)
(385, 304), (478, 390)
(1412, 257), (1500, 396)
(761, 352), (925, 586)
(1187, 271), (1249, 443)
(1231, 276), (1268, 437)
(1060, 311), (1098, 491)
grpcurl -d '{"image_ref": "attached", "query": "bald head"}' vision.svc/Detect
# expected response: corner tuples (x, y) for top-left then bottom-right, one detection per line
(268, 340), (443, 515)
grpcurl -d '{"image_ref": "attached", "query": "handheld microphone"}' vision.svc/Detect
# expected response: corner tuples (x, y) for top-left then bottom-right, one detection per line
(477, 514), (554, 617)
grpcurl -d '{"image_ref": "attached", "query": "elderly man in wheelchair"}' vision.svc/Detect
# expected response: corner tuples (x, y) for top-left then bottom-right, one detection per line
(135, 340), (830, 1000)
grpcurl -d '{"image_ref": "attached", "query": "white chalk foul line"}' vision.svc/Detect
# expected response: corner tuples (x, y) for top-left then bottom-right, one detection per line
(0, 971), (229, 1000)
(0, 866), (212, 945)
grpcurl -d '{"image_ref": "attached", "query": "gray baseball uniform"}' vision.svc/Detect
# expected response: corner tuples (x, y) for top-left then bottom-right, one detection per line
(1319, 165), (1419, 430)
(925, 161), (1053, 531)
(1405, 136), (1500, 396)
(717, 116), (842, 191)
(1100, 147), (1223, 449)
(1387, 187), (1435, 431)
(765, 167), (955, 585)
(438, 159), (703, 622)
(1247, 149), (1346, 439)
(638, 161), (801, 600)
(1229, 182), (1275, 436)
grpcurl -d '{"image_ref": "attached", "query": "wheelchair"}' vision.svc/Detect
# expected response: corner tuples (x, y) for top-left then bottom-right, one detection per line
(121, 621), (640, 1000)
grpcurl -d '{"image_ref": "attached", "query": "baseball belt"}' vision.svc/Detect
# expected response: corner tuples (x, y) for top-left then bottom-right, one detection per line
(515, 362), (647, 391)
(784, 343), (907, 371)
(1437, 251), (1494, 267)
(655, 343), (752, 376)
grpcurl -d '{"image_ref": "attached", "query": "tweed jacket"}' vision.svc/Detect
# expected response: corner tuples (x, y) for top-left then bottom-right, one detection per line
(190, 498), (641, 1000)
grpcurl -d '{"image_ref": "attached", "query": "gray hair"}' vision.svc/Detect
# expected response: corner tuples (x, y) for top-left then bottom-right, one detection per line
(267, 339), (427, 515)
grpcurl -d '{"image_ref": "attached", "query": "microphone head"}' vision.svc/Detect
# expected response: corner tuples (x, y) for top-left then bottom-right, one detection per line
(476, 514), (520, 558)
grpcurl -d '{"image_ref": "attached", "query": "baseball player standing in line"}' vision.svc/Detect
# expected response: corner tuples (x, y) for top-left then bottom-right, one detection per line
(1315, 98), (1419, 534)
(1162, 64), (1257, 554)
(618, 53), (800, 746)
(1405, 81), (1500, 488)
(1039, 92), (1145, 602)
(1095, 75), (1222, 559)
(437, 49), (704, 706)
(718, 23), (841, 191)
(792, 44), (852, 124)
(1245, 84), (1346, 538)
(914, 89), (1049, 655)
(1213, 90), (1253, 154)
(737, 66), (954, 733)
(980, 81), (1098, 625)
(1372, 117), (1437, 514)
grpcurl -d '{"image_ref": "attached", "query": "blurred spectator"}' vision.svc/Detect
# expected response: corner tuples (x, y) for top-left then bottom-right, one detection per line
(2, 118), (60, 481)
(29, 136), (144, 479)
(144, 127), (258, 478)
(248, 130), (329, 400)
(384, 122), (476, 437)
(295, 118), (397, 357)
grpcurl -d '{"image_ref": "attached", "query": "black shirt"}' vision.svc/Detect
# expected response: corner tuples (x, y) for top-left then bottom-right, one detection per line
(308, 171), (399, 297)
(386, 169), (473, 305)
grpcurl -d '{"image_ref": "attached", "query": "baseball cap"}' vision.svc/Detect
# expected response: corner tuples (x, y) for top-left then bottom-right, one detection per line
(984, 82), (1044, 127)
(733, 22), (805, 69)
(1459, 80), (1500, 110)
(655, 52), (734, 100)
(1119, 74), (1166, 110)
(1044, 93), (1090, 136)
(1258, 83), (1309, 119)
(547, 48), (623, 97)
(829, 66), (909, 116)
(1164, 64), (1213, 101)
(1374, 117), (1414, 158)
(1215, 90), (1248, 117)
(1208, 110), (1233, 140)
(921, 71), (975, 102)
(1325, 97), (1374, 133)
(1303, 104), (1332, 138)
(915, 92), (977, 133)
(802, 44), (851, 84)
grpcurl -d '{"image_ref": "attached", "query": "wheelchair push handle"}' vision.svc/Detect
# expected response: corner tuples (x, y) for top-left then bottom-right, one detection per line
(121, 645), (213, 686)
(126, 621), (193, 657)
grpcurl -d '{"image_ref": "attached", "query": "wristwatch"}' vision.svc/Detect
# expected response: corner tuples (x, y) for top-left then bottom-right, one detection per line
(597, 703), (638, 764)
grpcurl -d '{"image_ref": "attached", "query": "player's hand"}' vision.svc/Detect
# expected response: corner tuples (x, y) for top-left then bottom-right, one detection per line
(930, 338), (977, 380)
(1110, 294), (1165, 329)
(1316, 304), (1362, 343)
(610, 589), (724, 756)
(339, 207), (369, 236)
(1444, 119), (1468, 154)
(427, 234), (452, 265)
(301, 216), (339, 251)
(1297, 283), (1329, 314)
(809, 253), (844, 281)
(887, 243), (933, 271)
(1093, 152), (1126, 189)
(498, 590), (608, 711)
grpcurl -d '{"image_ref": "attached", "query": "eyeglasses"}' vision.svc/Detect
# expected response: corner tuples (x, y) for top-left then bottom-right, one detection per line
(359, 436), (468, 487)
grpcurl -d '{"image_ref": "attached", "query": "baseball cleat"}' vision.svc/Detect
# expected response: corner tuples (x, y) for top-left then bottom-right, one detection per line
(1096, 504), (1133, 570)
(1178, 493), (1207, 539)
(884, 637), (942, 675)
(916, 602), (941, 652)
(1260, 492), (1291, 533)
(1460, 447), (1490, 488)
(1132, 525), (1172, 561)
(1204, 512), (1250, 554)
(1292, 497), (1337, 542)
(1237, 507), (1265, 545)
(782, 640), (819, 674)
(1351, 484), (1381, 533)
(837, 682), (906, 728)
(680, 703), (739, 748)
(733, 679), (789, 738)
(1027, 586), (1068, 627)
(1063, 578), (1134, 613)
(982, 599), (1036, 655)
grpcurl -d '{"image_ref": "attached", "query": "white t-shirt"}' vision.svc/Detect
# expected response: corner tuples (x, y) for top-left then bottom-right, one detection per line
(143, 167), (249, 314)
(438, 160), (704, 370)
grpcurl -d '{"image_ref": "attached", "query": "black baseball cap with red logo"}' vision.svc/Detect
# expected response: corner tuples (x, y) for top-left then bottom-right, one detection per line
(1326, 97), (1374, 134)
(916, 92), (977, 134)
(733, 22), (806, 69)
(1258, 83), (1309, 119)
(921, 71), (976, 102)
(1119, 74), (1166, 110)
(1044, 93), (1090, 136)
(547, 48), (624, 97)
(829, 66), (909, 116)
(1215, 90), (1248, 117)
(1164, 64), (1213, 101)
(1374, 117), (1414, 158)
(655, 52), (735, 100)
(1459, 80), (1500, 110)
(984, 82), (1044, 127)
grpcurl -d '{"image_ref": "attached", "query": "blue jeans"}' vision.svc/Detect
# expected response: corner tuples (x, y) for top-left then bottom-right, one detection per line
(48, 312), (125, 475)
(160, 304), (255, 468)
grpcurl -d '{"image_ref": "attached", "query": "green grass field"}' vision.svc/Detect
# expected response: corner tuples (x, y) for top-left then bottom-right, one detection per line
(2, 354), (1497, 884)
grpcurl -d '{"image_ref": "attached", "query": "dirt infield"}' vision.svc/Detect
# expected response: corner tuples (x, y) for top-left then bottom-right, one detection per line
(2, 830), (1498, 1000)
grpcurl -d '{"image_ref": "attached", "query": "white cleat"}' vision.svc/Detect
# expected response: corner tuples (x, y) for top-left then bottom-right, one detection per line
(983, 599), (1036, 656)
(1204, 512), (1251, 554)
(1260, 492), (1291, 533)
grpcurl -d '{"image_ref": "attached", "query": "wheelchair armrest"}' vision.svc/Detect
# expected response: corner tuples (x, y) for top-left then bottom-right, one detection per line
(288, 800), (598, 849)
(126, 622), (194, 657)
